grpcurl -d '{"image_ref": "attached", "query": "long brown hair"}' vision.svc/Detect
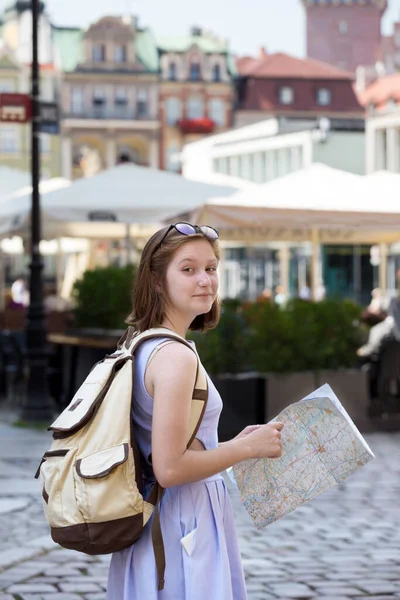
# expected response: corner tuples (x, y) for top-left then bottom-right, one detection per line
(126, 226), (221, 333)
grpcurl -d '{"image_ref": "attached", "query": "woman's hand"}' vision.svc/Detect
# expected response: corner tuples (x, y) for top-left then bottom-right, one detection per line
(238, 422), (284, 460)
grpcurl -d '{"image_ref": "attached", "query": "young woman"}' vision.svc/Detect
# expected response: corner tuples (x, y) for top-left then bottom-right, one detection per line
(106, 223), (284, 600)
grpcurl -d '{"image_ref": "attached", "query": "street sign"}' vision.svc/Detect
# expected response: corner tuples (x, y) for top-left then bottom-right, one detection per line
(0, 93), (31, 123)
(40, 101), (60, 134)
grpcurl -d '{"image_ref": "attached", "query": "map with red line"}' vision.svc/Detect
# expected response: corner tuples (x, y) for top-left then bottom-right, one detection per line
(230, 384), (375, 529)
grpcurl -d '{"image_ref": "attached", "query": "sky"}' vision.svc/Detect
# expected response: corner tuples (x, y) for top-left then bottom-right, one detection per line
(2, 0), (400, 58)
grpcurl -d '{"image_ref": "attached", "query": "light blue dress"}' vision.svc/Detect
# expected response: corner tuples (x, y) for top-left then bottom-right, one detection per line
(106, 338), (248, 599)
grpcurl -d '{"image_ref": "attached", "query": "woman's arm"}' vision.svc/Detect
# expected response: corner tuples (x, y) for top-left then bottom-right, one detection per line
(147, 342), (282, 488)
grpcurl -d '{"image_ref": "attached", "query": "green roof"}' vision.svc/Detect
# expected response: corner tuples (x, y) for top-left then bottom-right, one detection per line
(156, 34), (228, 54)
(52, 25), (159, 73)
(52, 26), (83, 72)
(136, 28), (159, 72)
(226, 51), (237, 77)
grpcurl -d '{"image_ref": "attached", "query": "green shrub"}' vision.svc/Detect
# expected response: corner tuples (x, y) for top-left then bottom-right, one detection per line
(71, 264), (135, 330)
(195, 298), (365, 375)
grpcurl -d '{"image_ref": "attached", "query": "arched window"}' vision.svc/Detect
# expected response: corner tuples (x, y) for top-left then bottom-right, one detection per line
(189, 62), (201, 81)
(212, 64), (221, 82)
(165, 97), (182, 125)
(187, 96), (204, 119)
(169, 62), (177, 80)
(209, 98), (225, 127)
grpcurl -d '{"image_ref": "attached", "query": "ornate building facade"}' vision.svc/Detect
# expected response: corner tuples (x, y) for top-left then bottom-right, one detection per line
(157, 27), (236, 171)
(54, 15), (160, 179)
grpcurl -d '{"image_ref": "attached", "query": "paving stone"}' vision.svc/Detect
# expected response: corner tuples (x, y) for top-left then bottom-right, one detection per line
(0, 547), (44, 569)
(18, 596), (83, 600)
(267, 583), (316, 597)
(313, 586), (369, 596)
(360, 582), (400, 594)
(7, 583), (57, 593)
(59, 582), (102, 593)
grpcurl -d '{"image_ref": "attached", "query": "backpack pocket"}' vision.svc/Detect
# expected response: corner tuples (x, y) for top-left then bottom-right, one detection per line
(74, 443), (143, 523)
(38, 448), (78, 528)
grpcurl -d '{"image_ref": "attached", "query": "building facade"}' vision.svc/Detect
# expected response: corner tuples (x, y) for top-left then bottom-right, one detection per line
(0, 2), (61, 178)
(182, 118), (313, 185)
(233, 51), (365, 175)
(54, 15), (160, 179)
(157, 27), (235, 172)
(302, 0), (387, 73)
(235, 51), (364, 126)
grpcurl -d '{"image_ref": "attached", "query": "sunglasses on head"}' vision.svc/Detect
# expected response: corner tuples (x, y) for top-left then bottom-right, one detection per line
(154, 222), (219, 253)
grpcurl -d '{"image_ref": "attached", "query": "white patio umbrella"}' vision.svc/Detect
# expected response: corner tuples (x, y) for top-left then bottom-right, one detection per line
(190, 164), (400, 244)
(0, 163), (238, 239)
(0, 166), (31, 197)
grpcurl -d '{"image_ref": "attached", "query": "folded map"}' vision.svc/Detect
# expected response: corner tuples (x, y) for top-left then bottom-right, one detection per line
(228, 383), (375, 529)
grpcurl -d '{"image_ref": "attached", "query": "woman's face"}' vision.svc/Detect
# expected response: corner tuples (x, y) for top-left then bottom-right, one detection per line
(163, 239), (219, 322)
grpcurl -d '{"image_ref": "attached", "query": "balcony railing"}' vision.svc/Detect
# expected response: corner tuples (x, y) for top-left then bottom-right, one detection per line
(65, 109), (156, 121)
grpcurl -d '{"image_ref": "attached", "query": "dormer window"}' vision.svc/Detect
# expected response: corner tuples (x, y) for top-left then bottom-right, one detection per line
(212, 64), (221, 82)
(114, 45), (127, 63)
(279, 86), (294, 105)
(93, 44), (106, 63)
(317, 88), (331, 106)
(169, 62), (177, 81)
(189, 62), (201, 81)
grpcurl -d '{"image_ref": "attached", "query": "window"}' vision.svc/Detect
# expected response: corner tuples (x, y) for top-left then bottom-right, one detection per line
(115, 87), (128, 117)
(93, 88), (106, 105)
(187, 96), (204, 119)
(0, 78), (15, 92)
(114, 45), (127, 63)
(208, 98), (225, 127)
(93, 88), (106, 117)
(71, 87), (84, 114)
(115, 87), (128, 105)
(93, 44), (106, 62)
(189, 62), (201, 81)
(317, 88), (331, 106)
(339, 20), (348, 35)
(279, 86), (294, 105)
(0, 126), (19, 153)
(212, 64), (221, 82)
(136, 89), (148, 118)
(40, 134), (51, 155)
(169, 62), (177, 81)
(165, 97), (182, 125)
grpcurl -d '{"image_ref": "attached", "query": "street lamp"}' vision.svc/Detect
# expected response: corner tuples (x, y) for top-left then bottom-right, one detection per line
(21, 0), (53, 422)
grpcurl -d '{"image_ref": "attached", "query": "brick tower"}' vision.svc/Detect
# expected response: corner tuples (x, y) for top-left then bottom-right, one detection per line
(302, 0), (388, 72)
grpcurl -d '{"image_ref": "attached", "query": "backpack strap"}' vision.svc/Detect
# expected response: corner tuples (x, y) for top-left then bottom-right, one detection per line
(119, 327), (208, 590)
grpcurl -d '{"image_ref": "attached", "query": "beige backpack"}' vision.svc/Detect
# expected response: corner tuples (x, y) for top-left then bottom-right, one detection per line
(34, 327), (207, 591)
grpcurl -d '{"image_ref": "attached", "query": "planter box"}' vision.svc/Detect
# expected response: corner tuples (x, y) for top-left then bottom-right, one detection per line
(265, 372), (316, 421)
(315, 369), (372, 433)
(212, 373), (266, 442)
(213, 368), (378, 442)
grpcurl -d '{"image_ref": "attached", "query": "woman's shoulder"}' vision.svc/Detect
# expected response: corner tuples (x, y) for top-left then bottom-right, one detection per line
(147, 338), (198, 378)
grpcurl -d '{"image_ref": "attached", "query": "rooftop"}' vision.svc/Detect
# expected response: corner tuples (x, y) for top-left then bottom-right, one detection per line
(236, 51), (355, 80)
(359, 73), (400, 110)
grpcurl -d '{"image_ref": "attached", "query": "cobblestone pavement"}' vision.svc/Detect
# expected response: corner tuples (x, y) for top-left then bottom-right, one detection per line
(0, 416), (400, 599)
